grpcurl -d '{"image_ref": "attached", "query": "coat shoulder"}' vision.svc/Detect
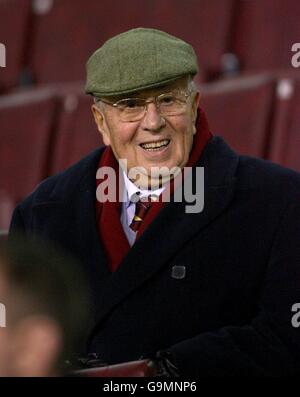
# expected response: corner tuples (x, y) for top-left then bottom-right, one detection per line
(20, 147), (104, 207)
(237, 154), (300, 197)
(204, 136), (300, 199)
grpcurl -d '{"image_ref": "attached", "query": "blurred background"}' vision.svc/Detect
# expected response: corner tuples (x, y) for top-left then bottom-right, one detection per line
(0, 0), (299, 233)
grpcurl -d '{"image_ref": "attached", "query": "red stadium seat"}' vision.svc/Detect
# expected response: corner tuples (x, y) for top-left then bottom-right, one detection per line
(28, 0), (156, 84)
(0, 0), (31, 91)
(50, 92), (103, 174)
(231, 0), (300, 72)
(0, 87), (58, 228)
(200, 73), (276, 157)
(268, 77), (300, 172)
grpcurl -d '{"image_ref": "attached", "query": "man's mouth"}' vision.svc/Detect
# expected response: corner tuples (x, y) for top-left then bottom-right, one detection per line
(139, 139), (170, 151)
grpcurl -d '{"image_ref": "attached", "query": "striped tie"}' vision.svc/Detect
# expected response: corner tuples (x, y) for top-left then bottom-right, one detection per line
(129, 198), (152, 232)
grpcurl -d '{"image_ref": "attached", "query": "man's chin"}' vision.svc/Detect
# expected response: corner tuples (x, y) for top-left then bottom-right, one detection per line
(125, 161), (183, 190)
(131, 173), (176, 191)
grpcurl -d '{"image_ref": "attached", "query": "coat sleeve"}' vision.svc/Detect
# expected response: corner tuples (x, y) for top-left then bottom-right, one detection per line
(168, 198), (300, 376)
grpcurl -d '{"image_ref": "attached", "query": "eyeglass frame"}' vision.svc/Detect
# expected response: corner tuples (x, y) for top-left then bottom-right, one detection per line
(94, 89), (194, 122)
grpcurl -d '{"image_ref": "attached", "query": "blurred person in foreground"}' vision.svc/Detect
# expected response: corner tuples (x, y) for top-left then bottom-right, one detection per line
(10, 28), (300, 376)
(0, 237), (88, 376)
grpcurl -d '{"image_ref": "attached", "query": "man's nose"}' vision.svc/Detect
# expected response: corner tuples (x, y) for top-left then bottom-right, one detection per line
(140, 102), (165, 131)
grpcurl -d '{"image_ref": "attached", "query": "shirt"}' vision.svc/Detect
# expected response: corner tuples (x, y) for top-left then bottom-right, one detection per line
(120, 170), (165, 246)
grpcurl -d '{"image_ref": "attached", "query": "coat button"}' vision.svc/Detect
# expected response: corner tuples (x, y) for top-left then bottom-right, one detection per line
(171, 265), (186, 279)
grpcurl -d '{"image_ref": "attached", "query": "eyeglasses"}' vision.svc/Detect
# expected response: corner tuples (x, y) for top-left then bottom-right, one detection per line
(96, 90), (193, 122)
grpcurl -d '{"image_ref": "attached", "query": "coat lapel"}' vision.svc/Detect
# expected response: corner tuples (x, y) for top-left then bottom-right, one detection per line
(93, 137), (239, 325)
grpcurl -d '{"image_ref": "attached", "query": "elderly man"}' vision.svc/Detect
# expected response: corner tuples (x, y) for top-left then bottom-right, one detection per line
(10, 28), (300, 376)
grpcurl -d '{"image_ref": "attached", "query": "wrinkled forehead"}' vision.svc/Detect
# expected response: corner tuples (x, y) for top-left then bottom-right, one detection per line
(103, 76), (190, 101)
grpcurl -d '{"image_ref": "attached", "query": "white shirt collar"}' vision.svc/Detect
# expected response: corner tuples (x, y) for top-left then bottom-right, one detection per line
(122, 170), (165, 208)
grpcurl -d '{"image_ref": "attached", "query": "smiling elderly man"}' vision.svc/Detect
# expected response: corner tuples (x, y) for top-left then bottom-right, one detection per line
(92, 74), (199, 191)
(10, 28), (300, 376)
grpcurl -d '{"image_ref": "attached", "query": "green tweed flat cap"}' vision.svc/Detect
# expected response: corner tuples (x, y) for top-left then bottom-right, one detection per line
(85, 27), (199, 97)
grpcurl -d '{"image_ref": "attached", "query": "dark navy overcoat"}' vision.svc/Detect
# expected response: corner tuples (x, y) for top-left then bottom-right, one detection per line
(10, 137), (300, 376)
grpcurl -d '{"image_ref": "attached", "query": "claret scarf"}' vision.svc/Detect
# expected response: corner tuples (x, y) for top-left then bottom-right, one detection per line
(96, 108), (213, 272)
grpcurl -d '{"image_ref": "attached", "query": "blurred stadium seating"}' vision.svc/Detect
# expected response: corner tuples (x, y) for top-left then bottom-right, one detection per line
(269, 77), (300, 171)
(231, 0), (300, 72)
(0, 0), (299, 232)
(0, 0), (31, 91)
(200, 73), (276, 157)
(50, 92), (103, 174)
(26, 0), (235, 84)
(0, 87), (58, 230)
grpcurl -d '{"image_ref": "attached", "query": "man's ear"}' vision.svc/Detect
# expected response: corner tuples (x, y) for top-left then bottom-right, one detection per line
(10, 316), (63, 377)
(91, 104), (111, 146)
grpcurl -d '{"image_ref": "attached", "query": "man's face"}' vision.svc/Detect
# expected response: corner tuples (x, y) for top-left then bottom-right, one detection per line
(92, 77), (200, 188)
